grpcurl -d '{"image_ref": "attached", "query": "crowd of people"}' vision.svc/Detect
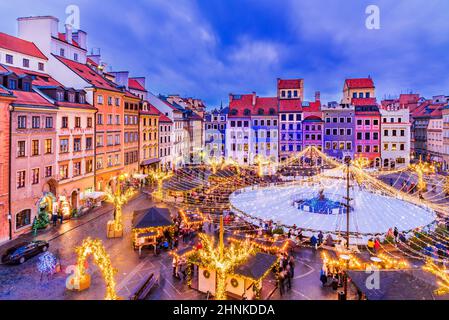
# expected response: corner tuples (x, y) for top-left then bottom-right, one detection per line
(277, 253), (296, 296)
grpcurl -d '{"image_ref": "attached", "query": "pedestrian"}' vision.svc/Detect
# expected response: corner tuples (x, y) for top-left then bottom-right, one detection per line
(320, 268), (328, 287)
(374, 237), (381, 253)
(318, 231), (324, 246)
(288, 256), (295, 278)
(52, 212), (58, 227)
(393, 227), (399, 242)
(285, 265), (292, 291)
(58, 211), (63, 225)
(278, 269), (285, 297)
(310, 234), (318, 249)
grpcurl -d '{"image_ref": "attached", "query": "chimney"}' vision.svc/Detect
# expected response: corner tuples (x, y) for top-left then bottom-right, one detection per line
(252, 92), (257, 106)
(72, 30), (87, 50)
(229, 94), (233, 103)
(65, 24), (73, 44)
(315, 91), (321, 102)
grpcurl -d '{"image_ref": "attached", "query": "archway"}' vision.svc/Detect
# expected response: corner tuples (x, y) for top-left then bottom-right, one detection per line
(66, 237), (119, 300)
(71, 190), (78, 210)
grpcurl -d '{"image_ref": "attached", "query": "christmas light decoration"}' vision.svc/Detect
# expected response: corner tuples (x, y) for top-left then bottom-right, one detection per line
(148, 169), (173, 199)
(66, 237), (119, 300)
(423, 259), (449, 295)
(37, 252), (57, 274)
(409, 158), (435, 192)
(104, 173), (136, 238)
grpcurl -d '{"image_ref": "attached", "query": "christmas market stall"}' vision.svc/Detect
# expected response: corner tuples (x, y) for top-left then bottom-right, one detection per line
(132, 207), (174, 254)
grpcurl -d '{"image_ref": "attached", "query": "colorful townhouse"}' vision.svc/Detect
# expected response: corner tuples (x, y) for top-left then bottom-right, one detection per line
(0, 76), (16, 243)
(110, 71), (141, 175)
(251, 97), (279, 163)
(278, 79), (304, 161)
(323, 102), (355, 161)
(443, 106), (449, 170)
(204, 106), (228, 159)
(342, 78), (380, 166)
(38, 85), (96, 210)
(379, 107), (411, 169)
(302, 93), (323, 152)
(139, 101), (160, 172)
(158, 112), (173, 171)
(226, 94), (253, 165)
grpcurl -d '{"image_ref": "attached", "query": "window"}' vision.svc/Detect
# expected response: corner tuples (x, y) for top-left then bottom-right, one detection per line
(17, 140), (26, 157)
(74, 53), (78, 61)
(23, 58), (30, 68)
(73, 138), (81, 152)
(60, 48), (65, 57)
(60, 139), (69, 153)
(97, 95), (104, 104)
(107, 114), (113, 125)
(23, 82), (31, 91)
(75, 117), (81, 128)
(61, 117), (68, 128)
(45, 139), (52, 154)
(38, 63), (44, 71)
(96, 135), (104, 147)
(107, 135), (113, 146)
(16, 209), (31, 230)
(60, 165), (68, 180)
(56, 91), (64, 101)
(32, 168), (39, 185)
(97, 114), (103, 125)
(31, 140), (39, 156)
(86, 137), (93, 150)
(373, 119), (379, 126)
(115, 98), (120, 106)
(87, 117), (93, 128)
(18, 116), (27, 129)
(108, 97), (113, 105)
(86, 159), (93, 173)
(32, 116), (40, 129)
(44, 117), (52, 129)
(73, 162), (81, 176)
(116, 115), (120, 125)
(45, 166), (52, 178)
(96, 157), (103, 169)
(17, 171), (26, 189)
(9, 79), (17, 89)
(6, 54), (13, 64)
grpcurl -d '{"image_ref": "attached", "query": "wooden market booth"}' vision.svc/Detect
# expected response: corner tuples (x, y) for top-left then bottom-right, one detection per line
(132, 207), (174, 254)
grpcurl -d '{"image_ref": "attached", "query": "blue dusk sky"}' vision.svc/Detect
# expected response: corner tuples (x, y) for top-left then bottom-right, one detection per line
(1, 0), (449, 107)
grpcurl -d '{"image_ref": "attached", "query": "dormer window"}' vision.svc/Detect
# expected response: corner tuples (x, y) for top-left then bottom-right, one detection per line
(6, 54), (13, 64)
(68, 94), (75, 103)
(56, 91), (64, 101)
(9, 79), (17, 90)
(79, 94), (85, 104)
(23, 82), (31, 91)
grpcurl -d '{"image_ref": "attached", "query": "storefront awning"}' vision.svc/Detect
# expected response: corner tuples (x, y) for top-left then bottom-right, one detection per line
(141, 159), (161, 166)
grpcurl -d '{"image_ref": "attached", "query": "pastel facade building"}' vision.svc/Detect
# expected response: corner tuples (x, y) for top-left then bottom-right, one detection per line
(0, 84), (16, 243)
(251, 97), (279, 163)
(278, 79), (303, 161)
(204, 107), (228, 159)
(139, 102), (160, 172)
(380, 108), (411, 169)
(443, 106), (449, 170)
(227, 94), (253, 165)
(427, 108), (444, 164)
(354, 102), (381, 166)
(38, 86), (96, 209)
(158, 112), (173, 171)
(302, 116), (324, 151)
(342, 77), (375, 105)
(323, 103), (355, 161)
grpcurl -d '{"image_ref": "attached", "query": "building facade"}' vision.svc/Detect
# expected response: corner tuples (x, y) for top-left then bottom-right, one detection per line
(380, 108), (411, 169)
(323, 103), (355, 161)
(204, 107), (228, 159)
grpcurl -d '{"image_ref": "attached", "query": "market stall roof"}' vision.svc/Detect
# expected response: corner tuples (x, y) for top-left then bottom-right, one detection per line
(141, 159), (160, 166)
(82, 191), (105, 200)
(163, 179), (203, 192)
(173, 246), (196, 258)
(209, 168), (237, 180)
(137, 231), (158, 239)
(234, 253), (278, 281)
(347, 270), (449, 300)
(133, 207), (174, 229)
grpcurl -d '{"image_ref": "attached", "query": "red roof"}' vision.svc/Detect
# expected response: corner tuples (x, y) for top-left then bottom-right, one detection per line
(0, 33), (48, 60)
(278, 79), (303, 90)
(86, 58), (99, 68)
(142, 102), (173, 123)
(124, 90), (140, 99)
(228, 94), (255, 117)
(54, 55), (120, 92)
(159, 114), (173, 123)
(11, 90), (54, 108)
(57, 33), (81, 48)
(253, 97), (278, 115)
(0, 86), (12, 96)
(345, 78), (375, 89)
(279, 99), (302, 112)
(2, 65), (62, 87)
(352, 98), (377, 106)
(56, 101), (96, 110)
(128, 78), (147, 92)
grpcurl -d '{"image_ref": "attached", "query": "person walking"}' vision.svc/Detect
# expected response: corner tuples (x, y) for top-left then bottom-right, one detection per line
(318, 231), (324, 246)
(310, 234), (318, 249)
(393, 227), (399, 242)
(288, 256), (295, 279)
(278, 269), (285, 297)
(285, 265), (292, 291)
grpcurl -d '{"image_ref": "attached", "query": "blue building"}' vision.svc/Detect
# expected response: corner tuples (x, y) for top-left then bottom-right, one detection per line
(204, 106), (228, 158)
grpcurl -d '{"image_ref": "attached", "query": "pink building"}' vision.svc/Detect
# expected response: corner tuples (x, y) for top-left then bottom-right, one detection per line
(354, 98), (381, 166)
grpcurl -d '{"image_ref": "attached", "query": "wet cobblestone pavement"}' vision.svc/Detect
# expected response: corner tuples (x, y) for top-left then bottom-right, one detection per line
(0, 192), (339, 300)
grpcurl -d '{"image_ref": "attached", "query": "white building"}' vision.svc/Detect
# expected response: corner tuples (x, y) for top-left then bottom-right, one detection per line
(380, 108), (411, 169)
(427, 115), (444, 163)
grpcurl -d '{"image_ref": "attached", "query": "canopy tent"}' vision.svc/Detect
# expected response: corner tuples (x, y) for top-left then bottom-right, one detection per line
(234, 252), (278, 281)
(133, 207), (174, 229)
(347, 270), (449, 300)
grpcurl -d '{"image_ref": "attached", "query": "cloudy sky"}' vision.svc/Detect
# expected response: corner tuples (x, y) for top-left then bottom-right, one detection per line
(1, 0), (449, 107)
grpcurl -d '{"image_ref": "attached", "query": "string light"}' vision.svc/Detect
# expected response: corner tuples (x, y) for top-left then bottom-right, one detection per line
(67, 237), (119, 300)
(148, 169), (173, 199)
(423, 259), (449, 296)
(409, 158), (436, 192)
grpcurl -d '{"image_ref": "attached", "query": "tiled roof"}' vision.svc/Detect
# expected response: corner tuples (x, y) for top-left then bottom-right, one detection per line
(229, 94), (254, 117)
(278, 79), (303, 89)
(56, 33), (81, 48)
(129, 78), (147, 92)
(352, 98), (377, 106)
(0, 85), (13, 96)
(54, 55), (120, 92)
(55, 101), (96, 110)
(253, 97), (278, 116)
(345, 78), (375, 89)
(11, 90), (54, 108)
(279, 99), (302, 112)
(1, 65), (63, 87)
(0, 32), (48, 60)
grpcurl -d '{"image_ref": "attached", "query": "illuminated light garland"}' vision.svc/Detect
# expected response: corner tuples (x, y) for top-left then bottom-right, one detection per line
(148, 169), (173, 199)
(67, 237), (119, 300)
(207, 157), (224, 174)
(195, 232), (255, 300)
(105, 174), (136, 236)
(409, 158), (436, 192)
(423, 259), (449, 296)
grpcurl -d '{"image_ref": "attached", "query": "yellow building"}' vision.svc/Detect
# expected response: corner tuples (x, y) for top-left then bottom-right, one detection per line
(342, 78), (376, 104)
(139, 101), (160, 172)
(123, 91), (140, 175)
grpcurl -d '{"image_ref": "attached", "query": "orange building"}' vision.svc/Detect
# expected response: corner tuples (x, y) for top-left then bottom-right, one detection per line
(123, 91), (140, 175)
(0, 87), (16, 243)
(54, 56), (125, 191)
